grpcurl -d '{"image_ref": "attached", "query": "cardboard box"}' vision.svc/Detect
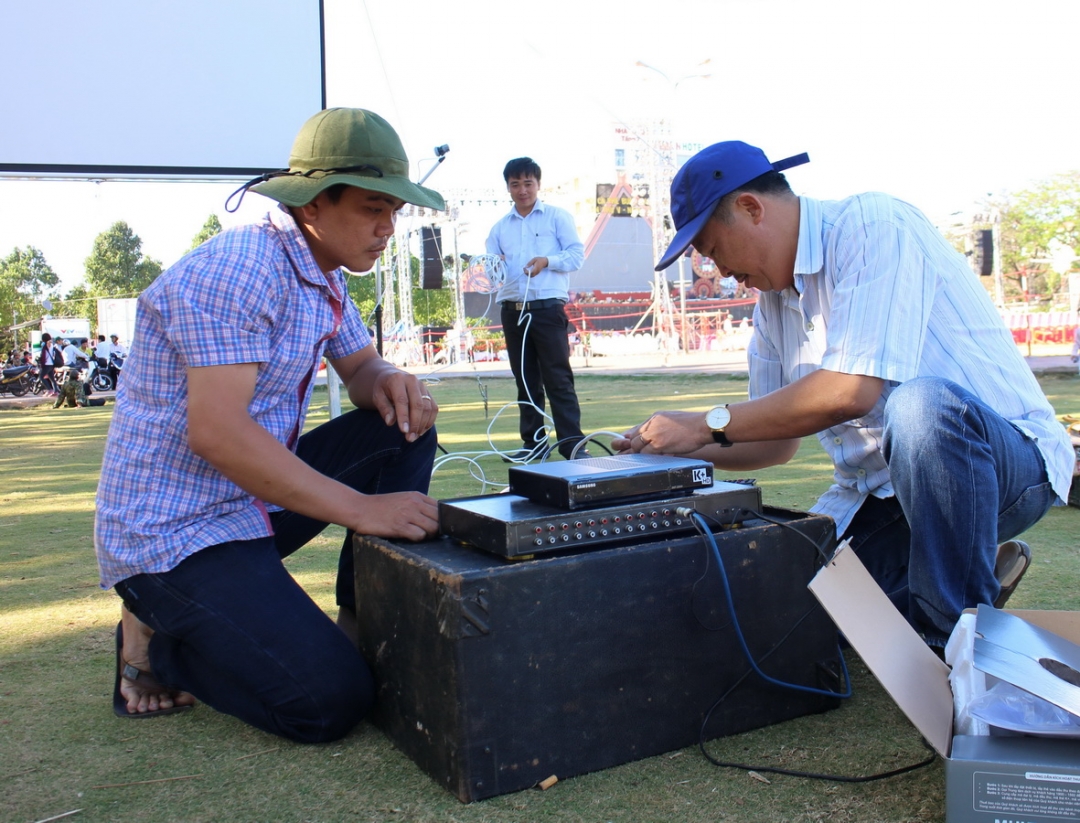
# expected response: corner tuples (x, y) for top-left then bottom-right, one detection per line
(809, 542), (1080, 823)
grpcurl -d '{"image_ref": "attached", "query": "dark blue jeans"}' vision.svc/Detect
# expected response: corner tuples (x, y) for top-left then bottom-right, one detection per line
(501, 302), (584, 457)
(114, 409), (436, 742)
(844, 377), (1055, 646)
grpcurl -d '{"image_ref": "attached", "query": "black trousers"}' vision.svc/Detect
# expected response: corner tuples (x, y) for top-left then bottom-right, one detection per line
(500, 302), (584, 457)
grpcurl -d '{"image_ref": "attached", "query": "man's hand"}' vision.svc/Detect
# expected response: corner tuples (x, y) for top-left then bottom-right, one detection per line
(613, 411), (710, 456)
(352, 490), (439, 541)
(334, 347), (439, 440)
(372, 369), (438, 442)
(523, 256), (549, 277)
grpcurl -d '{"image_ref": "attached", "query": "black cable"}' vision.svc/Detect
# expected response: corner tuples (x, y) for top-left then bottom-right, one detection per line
(688, 510), (938, 783)
(698, 734), (938, 783)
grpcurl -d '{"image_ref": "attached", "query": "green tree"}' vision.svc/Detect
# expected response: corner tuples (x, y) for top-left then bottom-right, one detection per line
(189, 214), (223, 251)
(84, 221), (162, 297)
(343, 246), (458, 334)
(990, 172), (1080, 299)
(0, 246), (61, 351)
(53, 283), (98, 332)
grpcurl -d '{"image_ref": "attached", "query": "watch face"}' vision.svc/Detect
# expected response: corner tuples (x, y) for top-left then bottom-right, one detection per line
(706, 405), (731, 430)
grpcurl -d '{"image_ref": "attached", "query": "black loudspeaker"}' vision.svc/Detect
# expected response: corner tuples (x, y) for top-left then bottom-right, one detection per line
(973, 229), (994, 277)
(421, 226), (443, 289)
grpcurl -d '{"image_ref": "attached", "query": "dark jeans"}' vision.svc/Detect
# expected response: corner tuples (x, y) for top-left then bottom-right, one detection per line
(40, 364), (57, 392)
(501, 301), (584, 457)
(114, 408), (436, 742)
(843, 377), (1055, 646)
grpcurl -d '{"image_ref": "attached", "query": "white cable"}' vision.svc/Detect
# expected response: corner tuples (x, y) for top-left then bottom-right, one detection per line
(462, 253), (508, 295)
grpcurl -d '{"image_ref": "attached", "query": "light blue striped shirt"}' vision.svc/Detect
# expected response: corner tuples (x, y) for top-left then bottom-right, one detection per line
(749, 193), (1073, 534)
(94, 206), (371, 589)
(486, 200), (584, 302)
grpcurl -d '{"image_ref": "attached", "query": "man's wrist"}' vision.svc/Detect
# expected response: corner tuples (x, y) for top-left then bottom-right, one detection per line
(705, 404), (734, 446)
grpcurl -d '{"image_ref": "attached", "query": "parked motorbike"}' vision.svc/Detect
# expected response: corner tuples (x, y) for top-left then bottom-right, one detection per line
(85, 358), (114, 392)
(22, 365), (46, 395)
(0, 364), (33, 396)
(109, 352), (125, 384)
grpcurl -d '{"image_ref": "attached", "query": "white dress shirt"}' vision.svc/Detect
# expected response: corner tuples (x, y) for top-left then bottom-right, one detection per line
(748, 193), (1074, 534)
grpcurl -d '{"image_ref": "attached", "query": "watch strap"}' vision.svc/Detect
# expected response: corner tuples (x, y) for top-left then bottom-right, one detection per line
(711, 428), (733, 447)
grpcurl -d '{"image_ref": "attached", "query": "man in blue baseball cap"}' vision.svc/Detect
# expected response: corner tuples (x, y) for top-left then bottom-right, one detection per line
(615, 140), (1073, 649)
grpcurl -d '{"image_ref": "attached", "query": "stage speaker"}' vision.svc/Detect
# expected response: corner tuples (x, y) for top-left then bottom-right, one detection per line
(973, 228), (993, 277)
(421, 226), (443, 289)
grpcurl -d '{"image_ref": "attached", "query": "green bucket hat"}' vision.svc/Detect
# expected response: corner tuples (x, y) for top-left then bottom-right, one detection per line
(240, 108), (445, 211)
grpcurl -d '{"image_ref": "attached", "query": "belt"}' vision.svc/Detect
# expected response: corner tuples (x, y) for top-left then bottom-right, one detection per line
(501, 298), (566, 312)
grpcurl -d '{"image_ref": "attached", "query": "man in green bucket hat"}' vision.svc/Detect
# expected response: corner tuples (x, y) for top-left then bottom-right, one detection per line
(96, 109), (445, 742)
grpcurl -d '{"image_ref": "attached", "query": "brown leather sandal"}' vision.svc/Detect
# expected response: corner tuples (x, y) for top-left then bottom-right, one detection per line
(992, 540), (1032, 609)
(113, 623), (193, 719)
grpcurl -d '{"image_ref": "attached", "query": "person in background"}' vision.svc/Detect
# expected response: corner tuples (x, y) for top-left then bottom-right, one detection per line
(95, 333), (124, 388)
(486, 156), (588, 461)
(37, 333), (61, 395)
(617, 140), (1073, 650)
(61, 338), (90, 373)
(53, 369), (88, 408)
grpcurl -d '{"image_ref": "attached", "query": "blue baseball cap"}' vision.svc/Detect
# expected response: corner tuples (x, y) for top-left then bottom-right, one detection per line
(655, 141), (809, 271)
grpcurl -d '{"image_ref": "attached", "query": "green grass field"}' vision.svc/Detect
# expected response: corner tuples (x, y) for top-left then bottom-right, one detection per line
(2, 372), (1078, 823)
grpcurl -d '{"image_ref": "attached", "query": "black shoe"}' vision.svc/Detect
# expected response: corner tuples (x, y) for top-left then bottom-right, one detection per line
(567, 449), (593, 460)
(993, 540), (1032, 608)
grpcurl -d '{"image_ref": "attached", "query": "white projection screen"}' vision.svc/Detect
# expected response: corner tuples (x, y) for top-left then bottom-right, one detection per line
(0, 0), (325, 179)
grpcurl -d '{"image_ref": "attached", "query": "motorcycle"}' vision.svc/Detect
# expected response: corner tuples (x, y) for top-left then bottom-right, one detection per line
(109, 352), (126, 385)
(27, 365), (45, 395)
(0, 364), (33, 396)
(85, 358), (114, 392)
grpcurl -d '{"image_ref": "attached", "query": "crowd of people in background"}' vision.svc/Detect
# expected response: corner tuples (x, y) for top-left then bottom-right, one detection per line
(3, 332), (127, 402)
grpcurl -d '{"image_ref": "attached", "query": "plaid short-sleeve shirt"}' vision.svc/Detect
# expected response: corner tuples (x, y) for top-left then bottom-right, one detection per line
(94, 206), (371, 589)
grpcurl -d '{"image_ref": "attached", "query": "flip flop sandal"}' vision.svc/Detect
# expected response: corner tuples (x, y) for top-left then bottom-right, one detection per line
(113, 623), (193, 719)
(992, 540), (1032, 609)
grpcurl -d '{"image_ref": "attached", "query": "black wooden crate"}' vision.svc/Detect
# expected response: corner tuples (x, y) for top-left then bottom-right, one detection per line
(353, 508), (842, 802)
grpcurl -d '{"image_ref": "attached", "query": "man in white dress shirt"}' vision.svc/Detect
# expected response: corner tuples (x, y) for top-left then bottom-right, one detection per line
(616, 141), (1074, 648)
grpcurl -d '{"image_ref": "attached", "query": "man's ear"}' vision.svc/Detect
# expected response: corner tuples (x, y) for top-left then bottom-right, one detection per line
(293, 193), (325, 225)
(735, 192), (765, 224)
